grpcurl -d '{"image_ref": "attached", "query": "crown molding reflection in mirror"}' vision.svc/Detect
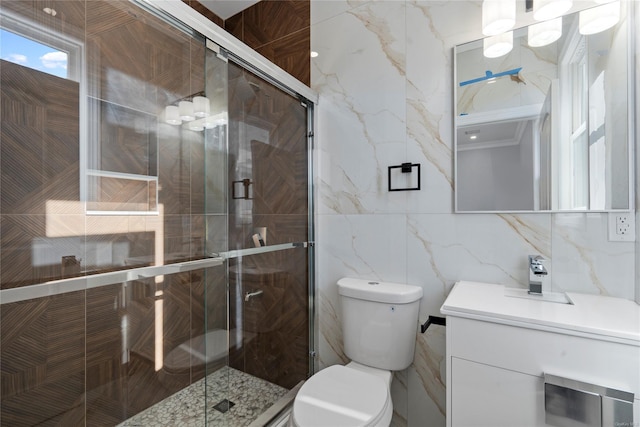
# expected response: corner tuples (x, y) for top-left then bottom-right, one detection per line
(454, 1), (634, 213)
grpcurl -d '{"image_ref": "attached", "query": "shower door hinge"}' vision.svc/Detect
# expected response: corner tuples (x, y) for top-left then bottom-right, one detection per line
(309, 351), (317, 358)
(307, 132), (314, 138)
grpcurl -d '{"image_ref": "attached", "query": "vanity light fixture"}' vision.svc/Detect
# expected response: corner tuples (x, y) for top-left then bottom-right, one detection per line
(192, 96), (210, 117)
(482, 0), (516, 36)
(187, 121), (205, 132)
(178, 100), (195, 121)
(163, 95), (212, 128)
(579, 1), (620, 35)
(483, 31), (513, 58)
(528, 17), (562, 47)
(204, 112), (228, 129)
(202, 115), (218, 129)
(164, 105), (182, 125)
(533, 0), (572, 21)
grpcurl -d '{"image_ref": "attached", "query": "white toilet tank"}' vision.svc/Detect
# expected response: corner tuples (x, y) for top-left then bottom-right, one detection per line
(337, 278), (423, 371)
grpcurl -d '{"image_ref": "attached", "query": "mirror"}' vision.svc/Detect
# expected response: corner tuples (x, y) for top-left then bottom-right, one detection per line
(454, 2), (633, 212)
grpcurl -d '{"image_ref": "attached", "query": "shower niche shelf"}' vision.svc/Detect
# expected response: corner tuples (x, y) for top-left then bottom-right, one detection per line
(85, 169), (159, 215)
(85, 96), (159, 215)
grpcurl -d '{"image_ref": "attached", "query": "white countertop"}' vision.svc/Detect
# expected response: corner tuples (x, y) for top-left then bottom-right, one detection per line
(440, 281), (640, 346)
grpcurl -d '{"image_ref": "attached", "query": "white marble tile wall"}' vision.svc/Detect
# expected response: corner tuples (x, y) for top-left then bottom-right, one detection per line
(312, 1), (638, 426)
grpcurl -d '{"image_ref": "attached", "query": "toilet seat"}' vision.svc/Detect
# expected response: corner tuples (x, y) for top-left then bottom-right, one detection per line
(291, 365), (391, 427)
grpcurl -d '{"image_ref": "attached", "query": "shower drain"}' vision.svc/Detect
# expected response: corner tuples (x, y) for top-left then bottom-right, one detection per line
(212, 399), (236, 413)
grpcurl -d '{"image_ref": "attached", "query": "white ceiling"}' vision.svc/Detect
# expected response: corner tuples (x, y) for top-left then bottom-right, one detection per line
(197, 0), (261, 20)
(457, 119), (530, 151)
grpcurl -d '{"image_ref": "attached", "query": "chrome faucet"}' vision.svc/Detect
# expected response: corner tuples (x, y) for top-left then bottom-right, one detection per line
(528, 255), (547, 295)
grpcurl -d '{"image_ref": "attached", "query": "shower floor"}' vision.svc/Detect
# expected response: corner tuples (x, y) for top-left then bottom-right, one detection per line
(118, 366), (289, 427)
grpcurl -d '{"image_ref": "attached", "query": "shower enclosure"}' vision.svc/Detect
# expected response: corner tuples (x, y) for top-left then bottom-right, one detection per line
(0, 0), (315, 425)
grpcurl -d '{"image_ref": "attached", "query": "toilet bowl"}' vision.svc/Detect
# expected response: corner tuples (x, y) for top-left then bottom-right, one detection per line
(289, 362), (392, 427)
(289, 278), (423, 427)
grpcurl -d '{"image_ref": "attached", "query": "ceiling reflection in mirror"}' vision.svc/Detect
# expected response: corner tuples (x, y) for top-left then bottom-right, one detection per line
(454, 1), (633, 212)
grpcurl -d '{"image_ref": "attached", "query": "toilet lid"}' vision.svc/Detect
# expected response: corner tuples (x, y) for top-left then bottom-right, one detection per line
(293, 365), (389, 427)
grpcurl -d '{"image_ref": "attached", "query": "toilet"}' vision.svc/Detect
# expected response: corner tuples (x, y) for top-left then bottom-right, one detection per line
(290, 277), (423, 427)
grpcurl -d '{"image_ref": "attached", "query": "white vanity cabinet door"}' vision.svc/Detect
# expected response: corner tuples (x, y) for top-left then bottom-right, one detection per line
(445, 316), (640, 427)
(451, 357), (546, 427)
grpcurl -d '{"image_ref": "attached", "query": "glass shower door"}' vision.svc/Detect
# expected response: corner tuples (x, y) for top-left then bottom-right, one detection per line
(204, 48), (313, 425)
(226, 60), (310, 389)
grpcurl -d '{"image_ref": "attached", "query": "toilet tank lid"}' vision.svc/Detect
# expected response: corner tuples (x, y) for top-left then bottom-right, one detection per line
(337, 278), (423, 304)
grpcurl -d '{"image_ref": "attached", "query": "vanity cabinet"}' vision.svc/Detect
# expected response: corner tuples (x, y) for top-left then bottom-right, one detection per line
(441, 281), (640, 427)
(451, 356), (543, 426)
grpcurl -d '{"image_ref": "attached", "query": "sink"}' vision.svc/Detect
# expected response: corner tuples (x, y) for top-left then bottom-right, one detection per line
(504, 287), (574, 305)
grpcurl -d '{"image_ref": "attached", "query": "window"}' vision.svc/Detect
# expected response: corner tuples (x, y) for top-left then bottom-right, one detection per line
(0, 9), (81, 82)
(1, 28), (69, 79)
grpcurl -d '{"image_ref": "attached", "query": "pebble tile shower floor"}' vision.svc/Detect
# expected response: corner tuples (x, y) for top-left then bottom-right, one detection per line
(118, 367), (288, 427)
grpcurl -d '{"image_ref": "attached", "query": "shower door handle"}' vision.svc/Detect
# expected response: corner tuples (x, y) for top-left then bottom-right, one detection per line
(232, 179), (252, 199)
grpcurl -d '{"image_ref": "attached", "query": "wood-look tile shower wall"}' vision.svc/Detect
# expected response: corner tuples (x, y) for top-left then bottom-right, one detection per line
(225, 0), (310, 86)
(186, 0), (311, 86)
(0, 1), (226, 425)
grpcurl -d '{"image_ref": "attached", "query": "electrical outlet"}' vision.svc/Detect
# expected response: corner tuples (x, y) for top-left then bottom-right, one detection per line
(608, 213), (636, 242)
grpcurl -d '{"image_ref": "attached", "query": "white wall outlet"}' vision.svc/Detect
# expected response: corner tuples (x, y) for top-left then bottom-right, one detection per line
(608, 213), (636, 242)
